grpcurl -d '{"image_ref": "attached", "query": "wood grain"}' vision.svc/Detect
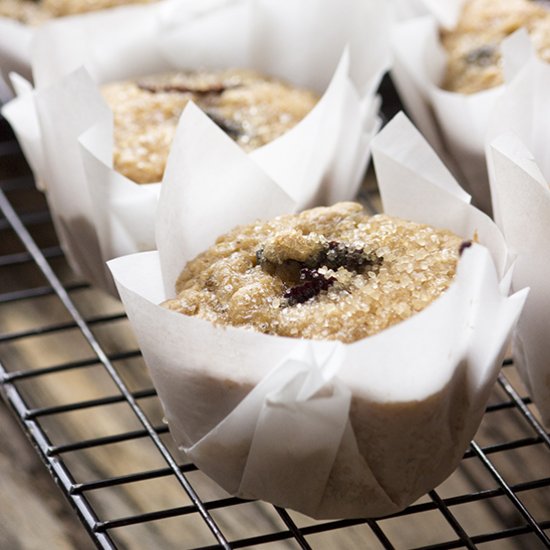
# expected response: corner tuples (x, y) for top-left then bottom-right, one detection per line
(0, 399), (95, 550)
(0, 156), (548, 548)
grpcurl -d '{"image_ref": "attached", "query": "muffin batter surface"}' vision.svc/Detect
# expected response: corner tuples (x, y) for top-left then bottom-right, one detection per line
(442, 0), (550, 94)
(0, 0), (49, 24)
(101, 69), (319, 184)
(0, 0), (156, 24)
(164, 203), (465, 343)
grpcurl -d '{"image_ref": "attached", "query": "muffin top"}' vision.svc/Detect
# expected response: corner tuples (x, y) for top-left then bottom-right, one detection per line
(442, 0), (550, 94)
(100, 69), (319, 184)
(42, 0), (156, 17)
(163, 202), (466, 343)
(0, 0), (49, 24)
(0, 0), (156, 24)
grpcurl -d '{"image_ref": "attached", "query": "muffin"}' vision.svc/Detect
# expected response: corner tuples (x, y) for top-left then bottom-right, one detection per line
(164, 202), (466, 342)
(106, 113), (527, 518)
(100, 69), (319, 184)
(0, 0), (48, 24)
(42, 0), (157, 17)
(442, 0), (550, 94)
(0, 0), (156, 24)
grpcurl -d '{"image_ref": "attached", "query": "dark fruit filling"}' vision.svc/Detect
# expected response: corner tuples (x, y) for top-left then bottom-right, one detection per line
(137, 81), (233, 95)
(317, 241), (379, 273)
(204, 110), (244, 140)
(284, 268), (337, 306)
(137, 78), (244, 138)
(257, 239), (383, 306)
(464, 44), (497, 67)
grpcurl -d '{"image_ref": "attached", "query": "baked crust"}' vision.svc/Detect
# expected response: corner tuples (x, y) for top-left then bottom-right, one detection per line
(442, 0), (550, 93)
(164, 202), (464, 343)
(101, 69), (319, 184)
(0, 0), (156, 24)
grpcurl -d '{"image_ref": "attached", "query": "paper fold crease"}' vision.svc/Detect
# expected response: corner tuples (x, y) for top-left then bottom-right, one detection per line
(109, 113), (526, 518)
(3, 0), (390, 293)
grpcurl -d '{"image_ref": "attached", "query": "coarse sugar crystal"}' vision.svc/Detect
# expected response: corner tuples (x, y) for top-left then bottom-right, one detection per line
(163, 202), (467, 343)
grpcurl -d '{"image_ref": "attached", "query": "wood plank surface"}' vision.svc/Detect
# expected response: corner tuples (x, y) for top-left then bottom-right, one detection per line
(0, 399), (95, 550)
(0, 137), (548, 549)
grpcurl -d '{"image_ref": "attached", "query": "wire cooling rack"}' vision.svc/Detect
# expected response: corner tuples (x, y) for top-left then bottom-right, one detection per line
(1, 96), (550, 549)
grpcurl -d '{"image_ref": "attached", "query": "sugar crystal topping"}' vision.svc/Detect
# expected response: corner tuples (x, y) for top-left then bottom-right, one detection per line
(163, 202), (465, 343)
(100, 68), (318, 184)
(442, 0), (550, 94)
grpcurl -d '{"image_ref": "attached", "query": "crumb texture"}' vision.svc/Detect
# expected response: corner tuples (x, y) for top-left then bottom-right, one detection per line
(442, 0), (550, 94)
(163, 202), (464, 343)
(100, 69), (319, 184)
(0, 0), (49, 24)
(0, 0), (155, 24)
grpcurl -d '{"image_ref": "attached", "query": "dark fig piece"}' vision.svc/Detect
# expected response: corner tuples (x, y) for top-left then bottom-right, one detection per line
(464, 45), (497, 67)
(204, 110), (243, 140)
(257, 238), (382, 307)
(283, 268), (336, 306)
(137, 81), (227, 95)
(318, 241), (382, 273)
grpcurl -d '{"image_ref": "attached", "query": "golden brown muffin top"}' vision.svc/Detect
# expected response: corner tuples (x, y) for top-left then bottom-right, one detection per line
(100, 68), (319, 184)
(164, 202), (466, 343)
(442, 0), (550, 94)
(0, 0), (156, 24)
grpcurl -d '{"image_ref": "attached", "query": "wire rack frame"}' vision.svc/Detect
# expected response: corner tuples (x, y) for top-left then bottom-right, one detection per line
(0, 104), (549, 549)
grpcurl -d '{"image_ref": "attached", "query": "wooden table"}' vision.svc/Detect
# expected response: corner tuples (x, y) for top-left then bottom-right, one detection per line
(1, 124), (549, 549)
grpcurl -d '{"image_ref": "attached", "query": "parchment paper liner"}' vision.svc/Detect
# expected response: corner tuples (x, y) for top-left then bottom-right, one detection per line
(2, 0), (390, 294)
(390, 0), (524, 214)
(0, 1), (165, 101)
(486, 36), (550, 427)
(389, 0), (463, 27)
(108, 113), (527, 519)
(0, 16), (31, 101)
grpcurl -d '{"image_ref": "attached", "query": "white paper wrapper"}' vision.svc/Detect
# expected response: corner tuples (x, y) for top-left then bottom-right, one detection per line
(390, 1), (508, 214)
(389, 0), (464, 27)
(0, 17), (31, 101)
(108, 113), (527, 519)
(486, 37), (550, 426)
(2, 0), (389, 294)
(0, 1), (168, 102)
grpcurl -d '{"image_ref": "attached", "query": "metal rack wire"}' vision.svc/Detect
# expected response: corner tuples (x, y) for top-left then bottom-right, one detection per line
(1, 105), (550, 548)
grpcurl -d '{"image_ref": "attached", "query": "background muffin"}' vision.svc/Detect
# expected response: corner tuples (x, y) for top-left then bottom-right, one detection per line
(102, 69), (318, 183)
(0, 0), (48, 25)
(165, 202), (464, 342)
(442, 0), (550, 93)
(0, 0), (157, 24)
(3, 0), (390, 292)
(108, 113), (526, 519)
